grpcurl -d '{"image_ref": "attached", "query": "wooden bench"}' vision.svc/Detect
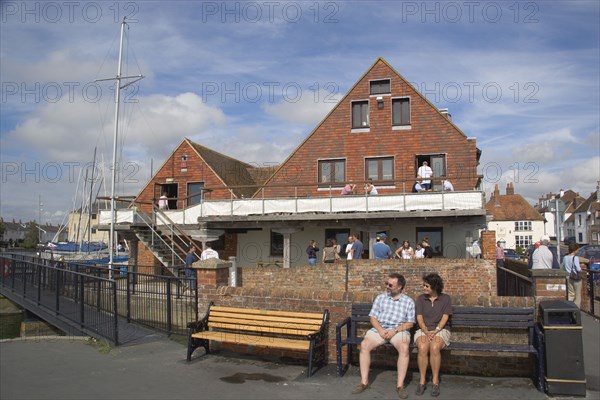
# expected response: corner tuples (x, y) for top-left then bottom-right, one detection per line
(336, 303), (543, 390)
(187, 303), (329, 377)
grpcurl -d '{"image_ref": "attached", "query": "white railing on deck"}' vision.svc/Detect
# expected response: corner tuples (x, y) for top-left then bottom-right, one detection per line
(100, 191), (484, 226)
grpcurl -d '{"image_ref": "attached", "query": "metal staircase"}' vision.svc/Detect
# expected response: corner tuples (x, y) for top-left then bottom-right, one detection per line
(133, 208), (197, 277)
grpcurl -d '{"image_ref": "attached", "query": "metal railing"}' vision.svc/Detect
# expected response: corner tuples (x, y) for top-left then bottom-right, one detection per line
(0, 254), (198, 341)
(496, 265), (534, 296)
(0, 254), (119, 344)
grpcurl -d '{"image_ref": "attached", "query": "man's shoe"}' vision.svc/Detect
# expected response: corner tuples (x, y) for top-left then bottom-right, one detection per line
(415, 384), (426, 396)
(431, 384), (440, 397)
(352, 383), (369, 395)
(397, 386), (408, 399)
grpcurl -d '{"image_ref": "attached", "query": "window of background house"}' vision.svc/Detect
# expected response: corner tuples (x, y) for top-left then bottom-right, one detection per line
(318, 159), (345, 184)
(365, 157), (394, 183)
(187, 182), (205, 206)
(352, 101), (369, 128)
(514, 221), (532, 231)
(370, 79), (390, 95)
(392, 98), (410, 126)
(515, 235), (532, 248)
(270, 231), (283, 257)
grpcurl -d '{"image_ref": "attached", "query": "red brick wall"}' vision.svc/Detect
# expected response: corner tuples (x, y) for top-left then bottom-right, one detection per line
(481, 230), (497, 260)
(262, 59), (479, 197)
(195, 260), (534, 376)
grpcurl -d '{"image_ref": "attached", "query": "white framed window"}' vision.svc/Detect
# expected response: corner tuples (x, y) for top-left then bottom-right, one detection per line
(514, 221), (532, 231)
(515, 235), (533, 248)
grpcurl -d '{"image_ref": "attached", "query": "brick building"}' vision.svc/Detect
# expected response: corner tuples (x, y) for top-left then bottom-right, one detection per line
(103, 58), (488, 268)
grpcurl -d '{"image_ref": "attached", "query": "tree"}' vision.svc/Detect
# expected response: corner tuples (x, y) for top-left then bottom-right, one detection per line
(0, 218), (5, 238)
(22, 222), (40, 249)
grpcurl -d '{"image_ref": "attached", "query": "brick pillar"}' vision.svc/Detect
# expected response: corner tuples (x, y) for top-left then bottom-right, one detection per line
(530, 269), (568, 319)
(194, 259), (232, 288)
(480, 230), (496, 260)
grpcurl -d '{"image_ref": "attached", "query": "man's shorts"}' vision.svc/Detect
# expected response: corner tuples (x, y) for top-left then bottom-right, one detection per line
(364, 328), (411, 347)
(414, 329), (451, 347)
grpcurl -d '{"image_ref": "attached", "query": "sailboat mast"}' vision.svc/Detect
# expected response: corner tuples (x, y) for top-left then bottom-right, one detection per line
(109, 18), (127, 276)
(87, 147), (97, 252)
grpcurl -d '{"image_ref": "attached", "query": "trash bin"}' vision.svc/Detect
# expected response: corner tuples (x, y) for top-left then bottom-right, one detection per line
(539, 300), (586, 396)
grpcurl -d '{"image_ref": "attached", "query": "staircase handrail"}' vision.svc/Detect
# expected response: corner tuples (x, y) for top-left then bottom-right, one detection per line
(134, 209), (186, 266)
(151, 205), (198, 260)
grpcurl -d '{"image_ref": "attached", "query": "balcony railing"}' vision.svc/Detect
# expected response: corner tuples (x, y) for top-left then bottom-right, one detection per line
(100, 190), (484, 225)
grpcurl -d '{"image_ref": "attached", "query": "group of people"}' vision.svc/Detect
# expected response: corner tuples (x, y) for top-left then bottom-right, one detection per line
(496, 235), (585, 308)
(307, 234), (365, 264)
(307, 235), (434, 264)
(185, 242), (220, 291)
(353, 272), (451, 398)
(341, 178), (378, 196)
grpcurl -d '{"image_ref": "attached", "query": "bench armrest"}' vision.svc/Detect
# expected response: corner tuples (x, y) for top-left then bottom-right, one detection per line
(187, 302), (212, 333)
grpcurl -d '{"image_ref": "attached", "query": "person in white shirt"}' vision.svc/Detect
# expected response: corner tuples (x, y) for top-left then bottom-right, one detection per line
(532, 235), (553, 269)
(417, 161), (433, 190)
(443, 180), (454, 192)
(158, 194), (169, 210)
(200, 242), (219, 260)
(414, 243), (425, 258)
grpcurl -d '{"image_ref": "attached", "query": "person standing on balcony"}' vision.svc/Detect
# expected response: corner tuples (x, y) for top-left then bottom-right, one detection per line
(185, 246), (198, 291)
(200, 242), (219, 260)
(341, 183), (356, 195)
(158, 193), (169, 210)
(306, 240), (319, 266)
(365, 178), (378, 195)
(442, 180), (454, 191)
(417, 161), (433, 191)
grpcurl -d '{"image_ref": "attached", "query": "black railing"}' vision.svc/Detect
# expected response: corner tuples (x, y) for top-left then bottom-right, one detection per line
(0, 254), (119, 344)
(0, 254), (198, 341)
(584, 268), (600, 318)
(496, 265), (533, 296)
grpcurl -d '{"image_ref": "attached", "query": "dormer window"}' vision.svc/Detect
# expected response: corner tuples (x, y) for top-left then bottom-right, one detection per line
(370, 79), (390, 95)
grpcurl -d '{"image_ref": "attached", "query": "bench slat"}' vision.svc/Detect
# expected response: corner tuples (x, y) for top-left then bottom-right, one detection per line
(451, 320), (534, 328)
(209, 322), (317, 336)
(210, 311), (323, 325)
(452, 313), (533, 321)
(209, 316), (322, 331)
(449, 342), (536, 353)
(453, 307), (534, 315)
(211, 306), (323, 320)
(192, 331), (311, 350)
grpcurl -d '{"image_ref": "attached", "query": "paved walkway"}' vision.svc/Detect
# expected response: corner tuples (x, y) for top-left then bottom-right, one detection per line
(1, 314), (598, 400)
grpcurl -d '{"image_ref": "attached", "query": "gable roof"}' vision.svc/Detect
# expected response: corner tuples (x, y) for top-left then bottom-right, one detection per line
(572, 192), (599, 214)
(257, 57), (480, 195)
(486, 192), (544, 221)
(186, 139), (265, 198)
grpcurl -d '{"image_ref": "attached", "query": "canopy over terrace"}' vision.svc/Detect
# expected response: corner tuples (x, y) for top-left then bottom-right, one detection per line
(100, 191), (487, 267)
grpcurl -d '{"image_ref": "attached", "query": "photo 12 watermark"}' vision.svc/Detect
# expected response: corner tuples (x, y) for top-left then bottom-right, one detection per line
(200, 81), (340, 104)
(1, 1), (139, 24)
(399, 1), (539, 24)
(199, 1), (340, 23)
(410, 81), (540, 104)
(1, 81), (140, 104)
(1, 161), (141, 184)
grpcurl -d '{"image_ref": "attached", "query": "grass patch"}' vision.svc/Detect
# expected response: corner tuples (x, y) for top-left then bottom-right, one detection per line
(85, 337), (112, 354)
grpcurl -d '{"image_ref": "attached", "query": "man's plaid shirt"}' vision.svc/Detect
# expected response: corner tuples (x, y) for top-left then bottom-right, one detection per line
(369, 292), (415, 332)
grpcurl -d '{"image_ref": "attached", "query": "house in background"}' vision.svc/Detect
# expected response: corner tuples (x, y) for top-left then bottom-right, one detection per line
(102, 57), (487, 268)
(486, 183), (545, 251)
(564, 184), (600, 245)
(535, 189), (585, 242)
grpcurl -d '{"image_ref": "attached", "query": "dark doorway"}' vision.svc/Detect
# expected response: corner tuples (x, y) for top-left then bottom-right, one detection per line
(160, 183), (178, 210)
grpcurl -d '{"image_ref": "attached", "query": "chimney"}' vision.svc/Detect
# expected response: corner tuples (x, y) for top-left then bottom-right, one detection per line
(493, 184), (500, 198)
(560, 189), (564, 198)
(506, 182), (515, 195)
(596, 182), (600, 201)
(438, 108), (452, 120)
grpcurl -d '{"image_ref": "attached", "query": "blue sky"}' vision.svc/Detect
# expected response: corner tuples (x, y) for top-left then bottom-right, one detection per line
(1, 0), (599, 226)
